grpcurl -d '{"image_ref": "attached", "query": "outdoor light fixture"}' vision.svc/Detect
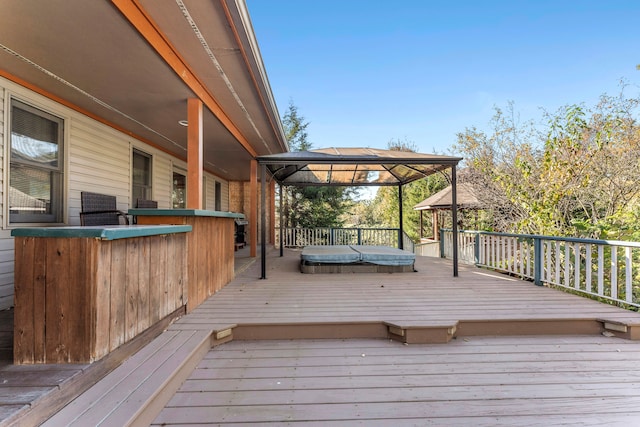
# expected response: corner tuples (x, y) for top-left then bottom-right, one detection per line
(178, 120), (188, 127)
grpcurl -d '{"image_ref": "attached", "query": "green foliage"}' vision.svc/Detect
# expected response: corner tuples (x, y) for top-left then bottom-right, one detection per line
(279, 101), (353, 229)
(364, 139), (449, 241)
(453, 87), (640, 239)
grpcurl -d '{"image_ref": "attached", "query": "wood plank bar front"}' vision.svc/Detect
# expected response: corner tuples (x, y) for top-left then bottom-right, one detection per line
(13, 227), (190, 364)
(132, 209), (242, 312)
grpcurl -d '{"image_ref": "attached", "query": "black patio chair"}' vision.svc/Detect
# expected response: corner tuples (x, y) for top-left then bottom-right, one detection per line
(135, 199), (158, 208)
(80, 191), (130, 226)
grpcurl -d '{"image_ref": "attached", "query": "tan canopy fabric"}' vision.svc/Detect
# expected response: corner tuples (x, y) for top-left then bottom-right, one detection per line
(258, 147), (462, 186)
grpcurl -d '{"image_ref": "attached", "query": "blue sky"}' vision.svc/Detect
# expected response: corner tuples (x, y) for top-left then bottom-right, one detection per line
(246, 0), (640, 155)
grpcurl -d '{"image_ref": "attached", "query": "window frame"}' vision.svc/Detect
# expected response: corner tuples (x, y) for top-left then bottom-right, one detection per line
(172, 167), (187, 209)
(132, 148), (152, 204)
(8, 98), (65, 224)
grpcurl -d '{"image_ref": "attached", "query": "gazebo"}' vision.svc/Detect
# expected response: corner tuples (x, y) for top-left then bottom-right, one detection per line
(256, 147), (463, 278)
(413, 182), (481, 240)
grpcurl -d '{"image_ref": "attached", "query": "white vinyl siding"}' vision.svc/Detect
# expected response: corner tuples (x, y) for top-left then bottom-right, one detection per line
(203, 173), (229, 211)
(152, 155), (173, 208)
(0, 88), (10, 309)
(0, 77), (239, 309)
(219, 178), (229, 211)
(67, 119), (131, 225)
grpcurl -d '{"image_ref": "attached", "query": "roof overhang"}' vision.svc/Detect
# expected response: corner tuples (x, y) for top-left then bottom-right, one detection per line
(0, 0), (287, 181)
(414, 183), (481, 211)
(258, 147), (463, 186)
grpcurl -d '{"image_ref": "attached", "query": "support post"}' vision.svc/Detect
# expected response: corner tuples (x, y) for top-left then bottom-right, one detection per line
(451, 165), (459, 277)
(534, 237), (542, 285)
(260, 163), (267, 279)
(186, 98), (203, 209)
(250, 159), (258, 257)
(398, 184), (404, 249)
(269, 179), (276, 245)
(279, 184), (284, 257)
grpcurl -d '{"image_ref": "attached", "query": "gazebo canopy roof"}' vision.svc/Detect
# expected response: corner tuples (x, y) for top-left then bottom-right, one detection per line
(257, 147), (463, 186)
(413, 183), (480, 211)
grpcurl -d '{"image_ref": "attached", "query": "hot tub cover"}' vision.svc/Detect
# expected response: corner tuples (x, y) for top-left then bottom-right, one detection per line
(300, 245), (415, 266)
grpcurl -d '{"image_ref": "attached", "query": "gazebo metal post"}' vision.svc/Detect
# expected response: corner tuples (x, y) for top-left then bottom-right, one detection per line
(279, 184), (284, 257)
(451, 165), (459, 277)
(398, 184), (404, 249)
(260, 163), (267, 279)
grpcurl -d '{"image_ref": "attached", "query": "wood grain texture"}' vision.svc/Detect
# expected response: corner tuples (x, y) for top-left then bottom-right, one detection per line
(136, 215), (236, 311)
(154, 336), (640, 425)
(13, 234), (188, 364)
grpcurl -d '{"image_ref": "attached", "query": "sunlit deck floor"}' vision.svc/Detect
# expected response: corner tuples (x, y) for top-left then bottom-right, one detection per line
(177, 248), (640, 335)
(17, 248), (640, 425)
(155, 336), (640, 426)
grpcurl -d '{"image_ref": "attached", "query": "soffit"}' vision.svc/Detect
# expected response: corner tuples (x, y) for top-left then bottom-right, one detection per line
(0, 0), (285, 181)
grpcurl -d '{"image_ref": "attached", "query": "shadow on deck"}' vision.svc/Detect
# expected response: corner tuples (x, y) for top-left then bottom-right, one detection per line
(0, 248), (256, 427)
(6, 247), (640, 425)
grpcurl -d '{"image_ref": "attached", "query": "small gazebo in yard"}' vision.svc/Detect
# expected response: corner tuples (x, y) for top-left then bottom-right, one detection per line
(413, 182), (481, 240)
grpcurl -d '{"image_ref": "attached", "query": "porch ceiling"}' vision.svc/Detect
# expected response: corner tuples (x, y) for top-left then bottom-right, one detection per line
(0, 0), (287, 181)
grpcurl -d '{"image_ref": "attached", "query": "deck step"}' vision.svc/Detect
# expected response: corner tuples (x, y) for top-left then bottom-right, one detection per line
(385, 321), (458, 344)
(597, 318), (640, 340)
(41, 329), (215, 427)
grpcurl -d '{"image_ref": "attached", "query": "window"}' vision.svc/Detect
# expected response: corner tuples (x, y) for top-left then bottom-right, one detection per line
(9, 100), (64, 223)
(215, 181), (222, 211)
(132, 149), (152, 203)
(172, 170), (186, 208)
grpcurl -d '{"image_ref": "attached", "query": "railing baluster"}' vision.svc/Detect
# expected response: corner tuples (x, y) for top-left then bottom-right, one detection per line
(598, 245), (604, 296)
(574, 242), (580, 290)
(626, 246), (632, 303)
(611, 246), (618, 300)
(585, 244), (592, 293)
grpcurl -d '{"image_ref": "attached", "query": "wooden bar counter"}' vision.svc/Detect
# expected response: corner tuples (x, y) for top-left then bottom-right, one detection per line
(11, 225), (191, 364)
(129, 209), (244, 312)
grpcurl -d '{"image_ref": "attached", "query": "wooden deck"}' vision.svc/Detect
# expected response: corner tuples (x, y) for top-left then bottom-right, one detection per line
(155, 336), (640, 426)
(12, 248), (640, 425)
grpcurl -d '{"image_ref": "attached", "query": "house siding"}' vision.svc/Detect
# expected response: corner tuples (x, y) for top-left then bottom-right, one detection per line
(0, 86), (11, 309)
(0, 78), (234, 310)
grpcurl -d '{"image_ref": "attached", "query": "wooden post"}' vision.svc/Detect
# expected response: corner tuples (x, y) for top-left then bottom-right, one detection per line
(187, 98), (203, 209)
(432, 210), (439, 241)
(250, 159), (258, 257)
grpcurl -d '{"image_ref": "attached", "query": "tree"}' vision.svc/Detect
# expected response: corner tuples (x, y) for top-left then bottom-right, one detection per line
(370, 139), (449, 241)
(453, 89), (640, 239)
(279, 101), (354, 229)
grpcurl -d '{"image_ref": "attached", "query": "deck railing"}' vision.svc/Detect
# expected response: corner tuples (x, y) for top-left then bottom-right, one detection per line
(275, 227), (414, 252)
(441, 230), (640, 308)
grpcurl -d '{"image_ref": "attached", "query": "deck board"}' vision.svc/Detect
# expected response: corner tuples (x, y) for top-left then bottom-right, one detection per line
(9, 248), (640, 424)
(154, 336), (640, 425)
(151, 250), (640, 425)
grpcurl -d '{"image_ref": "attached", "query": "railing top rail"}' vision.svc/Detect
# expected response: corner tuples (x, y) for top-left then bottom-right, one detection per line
(278, 227), (399, 232)
(441, 229), (640, 248)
